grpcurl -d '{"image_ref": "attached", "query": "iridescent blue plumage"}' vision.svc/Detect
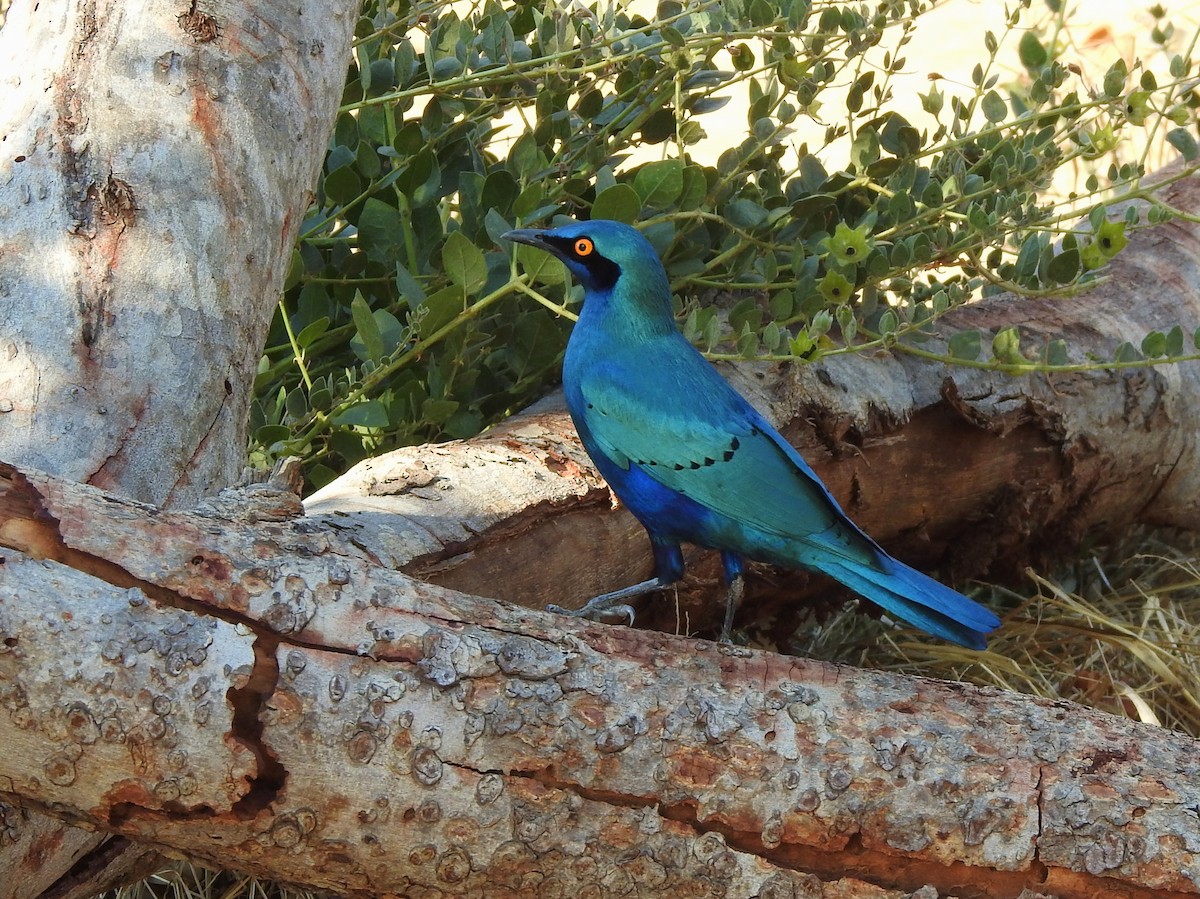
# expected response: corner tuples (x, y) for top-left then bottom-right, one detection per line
(504, 220), (1000, 648)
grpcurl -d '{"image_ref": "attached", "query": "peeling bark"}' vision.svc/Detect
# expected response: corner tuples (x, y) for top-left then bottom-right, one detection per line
(0, 0), (356, 892)
(0, 0), (353, 507)
(1, 462), (1198, 898)
(307, 172), (1200, 636)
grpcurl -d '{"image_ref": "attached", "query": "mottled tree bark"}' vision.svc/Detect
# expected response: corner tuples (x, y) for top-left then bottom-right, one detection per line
(0, 0), (355, 892)
(1, 462), (1198, 898)
(307, 172), (1200, 637)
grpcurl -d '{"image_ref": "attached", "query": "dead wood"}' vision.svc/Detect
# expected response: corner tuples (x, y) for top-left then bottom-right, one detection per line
(1, 461), (1198, 897)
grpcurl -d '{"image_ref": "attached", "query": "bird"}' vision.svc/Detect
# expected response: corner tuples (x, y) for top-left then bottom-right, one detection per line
(503, 220), (1001, 649)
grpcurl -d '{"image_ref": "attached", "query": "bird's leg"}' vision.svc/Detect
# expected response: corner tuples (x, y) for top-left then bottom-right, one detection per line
(546, 539), (684, 627)
(718, 552), (745, 643)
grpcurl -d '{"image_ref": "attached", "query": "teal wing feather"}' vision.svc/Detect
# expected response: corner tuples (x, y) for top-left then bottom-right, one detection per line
(578, 351), (863, 555)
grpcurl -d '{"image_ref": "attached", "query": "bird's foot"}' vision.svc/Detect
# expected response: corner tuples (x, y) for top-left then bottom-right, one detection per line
(718, 575), (745, 644)
(546, 577), (664, 626)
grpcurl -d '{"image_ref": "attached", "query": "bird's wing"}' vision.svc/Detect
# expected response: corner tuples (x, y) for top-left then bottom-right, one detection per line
(578, 355), (861, 547)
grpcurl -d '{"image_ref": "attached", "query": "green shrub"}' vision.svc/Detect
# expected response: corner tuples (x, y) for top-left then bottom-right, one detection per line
(251, 0), (1200, 488)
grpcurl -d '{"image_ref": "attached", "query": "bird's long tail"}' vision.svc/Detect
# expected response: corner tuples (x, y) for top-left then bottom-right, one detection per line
(815, 553), (1001, 650)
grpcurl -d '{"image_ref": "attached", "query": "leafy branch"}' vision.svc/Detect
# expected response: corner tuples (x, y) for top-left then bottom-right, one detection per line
(254, 0), (1200, 487)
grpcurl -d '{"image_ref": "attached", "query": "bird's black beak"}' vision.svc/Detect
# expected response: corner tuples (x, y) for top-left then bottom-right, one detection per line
(502, 229), (551, 251)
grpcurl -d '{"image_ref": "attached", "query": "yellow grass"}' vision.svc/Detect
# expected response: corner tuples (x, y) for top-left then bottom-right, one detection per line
(802, 530), (1200, 738)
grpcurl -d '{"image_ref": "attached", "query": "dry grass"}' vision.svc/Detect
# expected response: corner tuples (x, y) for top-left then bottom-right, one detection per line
(110, 864), (326, 899)
(799, 530), (1200, 739)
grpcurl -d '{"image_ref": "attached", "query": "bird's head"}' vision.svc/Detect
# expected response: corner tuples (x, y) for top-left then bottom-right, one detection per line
(503, 220), (666, 296)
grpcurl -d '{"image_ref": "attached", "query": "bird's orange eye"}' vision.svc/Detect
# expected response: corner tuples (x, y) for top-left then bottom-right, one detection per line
(574, 237), (594, 257)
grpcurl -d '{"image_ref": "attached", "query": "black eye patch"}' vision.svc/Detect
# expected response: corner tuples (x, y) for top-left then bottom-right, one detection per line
(544, 235), (621, 290)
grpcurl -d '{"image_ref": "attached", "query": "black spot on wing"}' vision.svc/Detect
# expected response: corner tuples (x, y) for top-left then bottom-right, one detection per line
(638, 433), (747, 472)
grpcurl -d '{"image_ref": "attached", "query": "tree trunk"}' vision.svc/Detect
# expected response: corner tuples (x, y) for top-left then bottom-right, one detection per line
(306, 172), (1200, 637)
(0, 0), (356, 892)
(0, 461), (1198, 897)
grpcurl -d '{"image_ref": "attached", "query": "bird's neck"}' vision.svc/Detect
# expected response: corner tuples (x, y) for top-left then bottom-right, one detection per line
(575, 281), (677, 345)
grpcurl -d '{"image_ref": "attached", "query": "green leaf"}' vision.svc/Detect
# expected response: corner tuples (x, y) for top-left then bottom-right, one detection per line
(442, 231), (487, 295)
(295, 316), (330, 349)
(416, 286), (466, 338)
(981, 90), (1007, 123)
(351, 292), (384, 362)
(947, 329), (981, 361)
(1018, 31), (1047, 69)
(515, 243), (565, 285)
(1166, 324), (1185, 357)
(591, 183), (642, 223)
(879, 115), (921, 156)
(1045, 247), (1081, 284)
(991, 326), (1024, 365)
(1046, 339), (1069, 366)
(1167, 127), (1199, 161)
(1014, 235), (1042, 278)
(850, 127), (879, 170)
(633, 160), (684, 207)
(512, 182), (546, 218)
(421, 398), (460, 424)
(748, 0), (774, 27)
(480, 170), (519, 215)
(1102, 59), (1128, 98)
(1141, 330), (1167, 357)
(333, 400), (390, 428)
(394, 263), (426, 307)
(255, 425), (292, 448)
(284, 386), (307, 420)
(678, 165), (708, 211)
(725, 198), (769, 230)
(323, 167), (361, 206)
(1114, 341), (1144, 363)
(660, 25), (686, 47)
(357, 198), (404, 263)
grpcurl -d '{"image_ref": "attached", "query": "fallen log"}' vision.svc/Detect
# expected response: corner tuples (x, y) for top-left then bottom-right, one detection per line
(1, 462), (1197, 897)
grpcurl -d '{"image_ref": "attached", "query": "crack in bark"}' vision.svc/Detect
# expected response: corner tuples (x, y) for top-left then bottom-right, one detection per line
(0, 466), (289, 823)
(510, 756), (1189, 899)
(1034, 764), (1048, 884)
(227, 633), (287, 820)
(165, 387), (231, 509)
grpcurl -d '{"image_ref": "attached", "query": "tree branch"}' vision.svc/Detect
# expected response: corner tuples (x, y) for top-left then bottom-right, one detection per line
(1, 462), (1197, 897)
(0, 0), (358, 890)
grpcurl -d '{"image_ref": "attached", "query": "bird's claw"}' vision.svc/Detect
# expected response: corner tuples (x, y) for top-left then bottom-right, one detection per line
(546, 576), (664, 627)
(546, 601), (637, 626)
